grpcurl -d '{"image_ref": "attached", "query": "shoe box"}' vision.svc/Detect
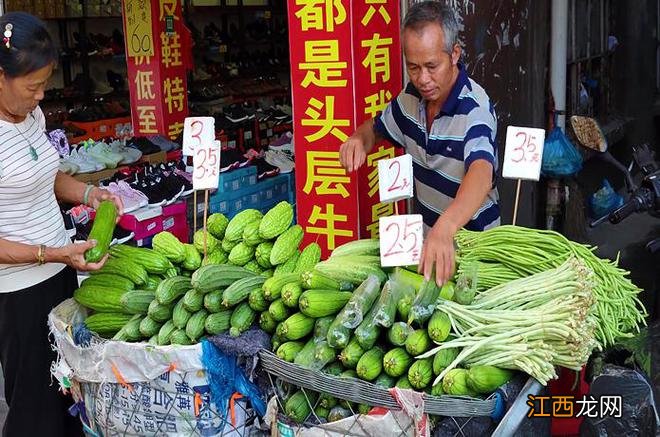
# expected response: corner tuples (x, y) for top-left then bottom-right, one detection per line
(121, 200), (189, 246)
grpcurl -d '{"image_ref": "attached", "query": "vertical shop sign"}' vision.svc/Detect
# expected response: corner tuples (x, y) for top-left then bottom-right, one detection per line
(289, 0), (360, 258)
(352, 0), (404, 239)
(123, 0), (191, 140)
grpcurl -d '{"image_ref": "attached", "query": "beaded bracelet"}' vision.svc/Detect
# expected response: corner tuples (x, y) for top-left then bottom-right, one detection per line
(83, 184), (94, 206)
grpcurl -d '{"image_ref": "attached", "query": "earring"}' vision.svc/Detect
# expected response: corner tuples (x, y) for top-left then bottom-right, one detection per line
(3, 23), (12, 49)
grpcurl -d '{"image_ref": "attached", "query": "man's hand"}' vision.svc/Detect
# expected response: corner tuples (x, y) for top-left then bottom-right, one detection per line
(50, 240), (109, 271)
(418, 217), (459, 287)
(88, 187), (124, 219)
(339, 136), (369, 172)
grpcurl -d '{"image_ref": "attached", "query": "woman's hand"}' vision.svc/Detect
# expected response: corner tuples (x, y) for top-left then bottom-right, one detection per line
(87, 187), (124, 219)
(48, 240), (108, 271)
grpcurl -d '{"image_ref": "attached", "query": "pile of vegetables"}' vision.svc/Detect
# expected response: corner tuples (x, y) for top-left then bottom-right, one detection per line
(76, 200), (321, 344)
(73, 215), (648, 425)
(455, 225), (647, 346)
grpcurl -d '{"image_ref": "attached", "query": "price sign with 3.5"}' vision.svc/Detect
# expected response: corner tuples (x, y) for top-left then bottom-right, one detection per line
(378, 154), (414, 203)
(502, 126), (546, 181)
(185, 117), (218, 190)
(379, 214), (424, 267)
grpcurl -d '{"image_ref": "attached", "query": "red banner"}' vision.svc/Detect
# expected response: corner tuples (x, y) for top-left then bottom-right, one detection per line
(288, 0), (404, 257)
(288, 0), (360, 258)
(352, 0), (405, 239)
(123, 0), (192, 140)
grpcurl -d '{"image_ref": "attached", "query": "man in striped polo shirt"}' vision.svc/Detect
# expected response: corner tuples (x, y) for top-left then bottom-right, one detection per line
(339, 1), (500, 287)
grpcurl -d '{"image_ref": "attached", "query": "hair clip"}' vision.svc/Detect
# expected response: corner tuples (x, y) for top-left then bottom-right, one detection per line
(3, 23), (12, 49)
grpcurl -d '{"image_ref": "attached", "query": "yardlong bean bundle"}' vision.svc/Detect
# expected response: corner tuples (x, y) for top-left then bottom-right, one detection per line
(420, 258), (599, 385)
(455, 225), (646, 346)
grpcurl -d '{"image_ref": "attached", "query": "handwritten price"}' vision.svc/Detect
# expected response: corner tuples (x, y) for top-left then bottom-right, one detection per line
(502, 126), (546, 181)
(511, 131), (541, 164)
(379, 214), (424, 267)
(378, 154), (414, 203)
(186, 117), (218, 190)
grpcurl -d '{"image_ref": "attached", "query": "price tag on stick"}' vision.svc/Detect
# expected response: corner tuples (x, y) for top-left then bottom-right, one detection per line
(378, 154), (414, 203)
(502, 126), (546, 225)
(192, 130), (220, 191)
(183, 116), (215, 157)
(379, 214), (424, 267)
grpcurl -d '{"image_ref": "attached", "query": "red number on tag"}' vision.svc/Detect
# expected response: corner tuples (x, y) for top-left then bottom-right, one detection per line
(383, 219), (422, 258)
(387, 160), (410, 192)
(190, 120), (204, 146)
(512, 132), (539, 164)
(195, 148), (206, 178)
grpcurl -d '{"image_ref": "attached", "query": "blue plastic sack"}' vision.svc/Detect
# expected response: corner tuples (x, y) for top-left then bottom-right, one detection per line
(589, 179), (624, 219)
(541, 126), (583, 177)
(201, 338), (267, 418)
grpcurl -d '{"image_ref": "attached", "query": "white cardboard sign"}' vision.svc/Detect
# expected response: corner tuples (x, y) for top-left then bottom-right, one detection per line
(378, 154), (414, 203)
(502, 126), (546, 181)
(379, 214), (424, 267)
(183, 116), (215, 157)
(188, 118), (219, 190)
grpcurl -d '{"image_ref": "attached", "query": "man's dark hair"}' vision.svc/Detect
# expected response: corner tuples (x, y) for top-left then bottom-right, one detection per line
(0, 12), (57, 78)
(403, 1), (459, 53)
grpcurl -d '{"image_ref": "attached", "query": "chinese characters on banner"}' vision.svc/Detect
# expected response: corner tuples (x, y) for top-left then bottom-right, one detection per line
(351, 0), (404, 239)
(288, 0), (403, 257)
(123, 0), (191, 140)
(289, 0), (360, 258)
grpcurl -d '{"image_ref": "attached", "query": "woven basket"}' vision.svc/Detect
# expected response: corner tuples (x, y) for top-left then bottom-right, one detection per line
(258, 350), (496, 417)
(570, 116), (608, 152)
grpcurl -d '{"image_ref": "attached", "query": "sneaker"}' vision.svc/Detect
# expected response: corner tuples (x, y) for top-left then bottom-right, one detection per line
(265, 150), (294, 174)
(65, 148), (101, 173)
(220, 149), (241, 173)
(86, 141), (124, 168)
(103, 182), (143, 213)
(110, 226), (135, 246)
(108, 140), (142, 165)
(117, 181), (149, 209)
(224, 105), (249, 123)
(270, 131), (293, 147)
(146, 135), (180, 152)
(59, 158), (79, 175)
(254, 157), (280, 180)
(127, 137), (161, 155)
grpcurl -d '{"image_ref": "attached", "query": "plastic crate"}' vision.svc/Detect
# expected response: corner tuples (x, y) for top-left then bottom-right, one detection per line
(218, 166), (258, 193)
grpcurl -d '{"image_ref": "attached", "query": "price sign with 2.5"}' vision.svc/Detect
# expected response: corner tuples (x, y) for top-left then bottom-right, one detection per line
(378, 154), (414, 203)
(502, 126), (546, 181)
(379, 214), (424, 267)
(184, 117), (219, 190)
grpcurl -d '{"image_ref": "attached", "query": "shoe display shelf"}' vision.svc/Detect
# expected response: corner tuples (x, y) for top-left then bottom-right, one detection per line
(73, 151), (167, 186)
(65, 116), (132, 144)
(257, 119), (293, 148)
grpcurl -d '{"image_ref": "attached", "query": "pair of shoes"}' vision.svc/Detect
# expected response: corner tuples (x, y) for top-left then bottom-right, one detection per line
(107, 140), (143, 165)
(62, 148), (104, 173)
(253, 157), (280, 180)
(102, 180), (149, 213)
(265, 150), (294, 174)
(220, 148), (250, 173)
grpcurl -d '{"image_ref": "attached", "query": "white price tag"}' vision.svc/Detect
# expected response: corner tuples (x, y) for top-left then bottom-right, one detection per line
(192, 121), (220, 191)
(183, 117), (215, 157)
(378, 154), (414, 203)
(379, 214), (424, 267)
(502, 126), (546, 181)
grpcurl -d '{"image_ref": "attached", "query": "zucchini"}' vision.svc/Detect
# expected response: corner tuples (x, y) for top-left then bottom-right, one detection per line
(157, 320), (177, 345)
(338, 337), (365, 369)
(281, 282), (303, 308)
(229, 302), (256, 337)
(248, 287), (269, 312)
(279, 313), (315, 341)
(406, 329), (432, 357)
(139, 315), (163, 338)
(338, 275), (382, 329)
(388, 322), (413, 347)
(408, 279), (440, 325)
(112, 314), (144, 342)
(383, 347), (413, 378)
(80, 274), (134, 291)
(120, 290), (154, 314)
(186, 309), (208, 341)
(203, 290), (224, 313)
(172, 299), (192, 329)
(276, 341), (305, 362)
(293, 338), (318, 367)
(407, 358), (433, 389)
(74, 286), (125, 313)
(466, 365), (514, 394)
(433, 347), (460, 375)
(147, 299), (174, 322)
(262, 273), (300, 301)
(222, 276), (266, 307)
(298, 290), (353, 318)
(205, 310), (232, 335)
(84, 312), (133, 337)
(84, 201), (117, 263)
(191, 264), (255, 293)
(427, 310), (451, 343)
(155, 276), (191, 305)
(356, 347), (384, 381)
(182, 288), (205, 312)
(354, 304), (380, 350)
(259, 311), (278, 333)
(268, 299), (290, 322)
(109, 244), (173, 274)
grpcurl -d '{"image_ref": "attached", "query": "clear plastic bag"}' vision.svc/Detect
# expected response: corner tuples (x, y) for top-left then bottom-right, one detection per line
(373, 280), (403, 328)
(341, 275), (382, 329)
